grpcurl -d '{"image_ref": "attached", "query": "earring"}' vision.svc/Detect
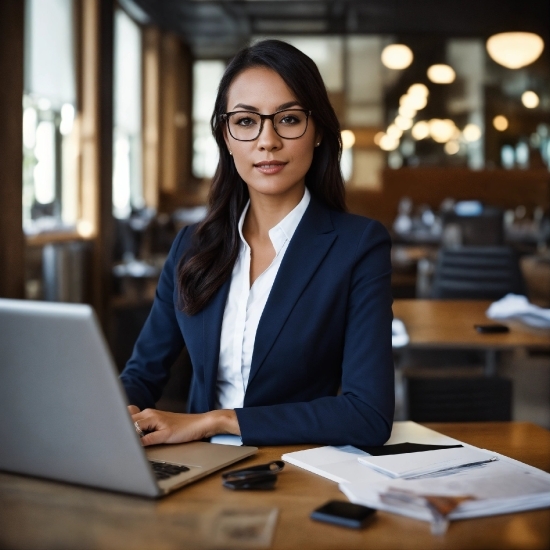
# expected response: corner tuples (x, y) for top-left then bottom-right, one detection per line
(229, 150), (233, 155)
(315, 142), (320, 147)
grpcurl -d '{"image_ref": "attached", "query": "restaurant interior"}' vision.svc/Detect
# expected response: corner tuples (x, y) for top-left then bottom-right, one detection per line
(1, 0), (549, 428)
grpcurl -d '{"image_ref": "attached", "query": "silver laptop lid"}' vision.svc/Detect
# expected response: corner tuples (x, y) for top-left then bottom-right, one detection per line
(0, 299), (160, 497)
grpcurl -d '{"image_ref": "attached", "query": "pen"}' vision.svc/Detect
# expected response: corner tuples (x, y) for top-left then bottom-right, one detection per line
(403, 457), (497, 480)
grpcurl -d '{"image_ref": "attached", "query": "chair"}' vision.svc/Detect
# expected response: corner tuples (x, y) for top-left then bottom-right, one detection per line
(431, 246), (526, 300)
(442, 205), (504, 246)
(406, 376), (513, 422)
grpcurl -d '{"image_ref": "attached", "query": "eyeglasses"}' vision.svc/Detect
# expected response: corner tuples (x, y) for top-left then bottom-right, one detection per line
(222, 109), (311, 141)
(222, 460), (285, 490)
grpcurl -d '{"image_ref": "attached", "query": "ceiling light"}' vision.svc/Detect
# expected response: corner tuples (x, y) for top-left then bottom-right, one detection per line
(400, 93), (425, 110)
(427, 64), (456, 84)
(395, 115), (413, 131)
(486, 32), (544, 69)
(407, 94), (428, 110)
(493, 115), (509, 131)
(341, 129), (356, 149)
(398, 105), (417, 118)
(374, 131), (384, 146)
(387, 124), (403, 139)
(379, 134), (399, 151)
(429, 119), (456, 143)
(444, 141), (460, 155)
(381, 44), (413, 70)
(411, 121), (430, 140)
(463, 123), (482, 142)
(522, 91), (539, 108)
(77, 220), (94, 238)
(408, 83), (429, 97)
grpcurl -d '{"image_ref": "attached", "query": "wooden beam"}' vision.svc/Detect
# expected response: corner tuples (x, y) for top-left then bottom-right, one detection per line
(80, 0), (114, 326)
(175, 40), (193, 194)
(142, 26), (161, 210)
(0, 0), (25, 299)
(144, 30), (196, 213)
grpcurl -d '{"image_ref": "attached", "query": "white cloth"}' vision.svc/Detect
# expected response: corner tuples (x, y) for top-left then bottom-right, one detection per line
(486, 293), (550, 329)
(215, 188), (311, 410)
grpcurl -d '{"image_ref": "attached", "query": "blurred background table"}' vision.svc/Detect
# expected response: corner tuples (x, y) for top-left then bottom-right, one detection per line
(393, 299), (550, 375)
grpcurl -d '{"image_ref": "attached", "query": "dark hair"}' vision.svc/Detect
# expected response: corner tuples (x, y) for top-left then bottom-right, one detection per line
(178, 39), (346, 315)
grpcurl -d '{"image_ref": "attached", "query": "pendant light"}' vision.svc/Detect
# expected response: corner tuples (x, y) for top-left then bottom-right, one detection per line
(486, 32), (544, 69)
(381, 44), (413, 70)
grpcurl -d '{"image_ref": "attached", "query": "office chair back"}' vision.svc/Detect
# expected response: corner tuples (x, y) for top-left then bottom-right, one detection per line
(407, 376), (513, 422)
(442, 206), (504, 246)
(431, 246), (526, 300)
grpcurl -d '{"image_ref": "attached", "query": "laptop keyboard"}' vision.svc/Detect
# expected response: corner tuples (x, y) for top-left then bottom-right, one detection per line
(149, 461), (190, 480)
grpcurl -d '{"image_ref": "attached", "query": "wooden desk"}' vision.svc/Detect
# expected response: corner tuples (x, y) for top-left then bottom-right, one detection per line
(1, 422), (549, 550)
(393, 300), (550, 374)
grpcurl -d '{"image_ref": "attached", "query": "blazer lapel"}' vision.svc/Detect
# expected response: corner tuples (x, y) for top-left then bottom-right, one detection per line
(200, 277), (231, 410)
(247, 198), (336, 387)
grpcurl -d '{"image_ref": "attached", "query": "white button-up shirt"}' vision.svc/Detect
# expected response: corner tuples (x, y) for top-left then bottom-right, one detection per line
(215, 188), (311, 410)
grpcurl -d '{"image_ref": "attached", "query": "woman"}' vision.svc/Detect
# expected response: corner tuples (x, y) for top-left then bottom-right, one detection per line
(121, 39), (394, 447)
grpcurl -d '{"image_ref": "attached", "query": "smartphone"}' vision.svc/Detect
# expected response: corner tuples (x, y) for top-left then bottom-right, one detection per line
(310, 500), (376, 529)
(474, 324), (510, 334)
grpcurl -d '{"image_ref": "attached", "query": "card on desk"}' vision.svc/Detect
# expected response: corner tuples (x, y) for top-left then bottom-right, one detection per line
(357, 442), (463, 456)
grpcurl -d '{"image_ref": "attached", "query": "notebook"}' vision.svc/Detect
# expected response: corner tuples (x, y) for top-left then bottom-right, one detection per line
(0, 298), (257, 498)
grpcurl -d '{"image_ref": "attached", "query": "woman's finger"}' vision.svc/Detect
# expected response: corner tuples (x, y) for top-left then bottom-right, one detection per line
(133, 412), (160, 434)
(140, 430), (167, 447)
(131, 408), (155, 424)
(127, 405), (140, 415)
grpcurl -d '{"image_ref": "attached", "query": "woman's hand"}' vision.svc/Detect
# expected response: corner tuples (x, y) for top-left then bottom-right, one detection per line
(131, 408), (240, 447)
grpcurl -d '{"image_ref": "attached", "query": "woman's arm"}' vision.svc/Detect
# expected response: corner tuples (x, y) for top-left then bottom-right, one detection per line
(121, 225), (245, 446)
(129, 407), (240, 446)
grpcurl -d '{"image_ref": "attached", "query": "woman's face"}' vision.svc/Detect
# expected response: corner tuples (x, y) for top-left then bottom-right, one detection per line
(223, 66), (319, 203)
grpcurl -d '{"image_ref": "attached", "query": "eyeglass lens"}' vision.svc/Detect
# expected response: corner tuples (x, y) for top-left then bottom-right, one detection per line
(227, 110), (308, 141)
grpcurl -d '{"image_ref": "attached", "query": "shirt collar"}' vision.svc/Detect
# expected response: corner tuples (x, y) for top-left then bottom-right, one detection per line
(237, 187), (311, 255)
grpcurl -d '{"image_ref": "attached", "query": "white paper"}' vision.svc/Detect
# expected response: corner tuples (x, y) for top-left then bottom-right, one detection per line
(357, 446), (496, 479)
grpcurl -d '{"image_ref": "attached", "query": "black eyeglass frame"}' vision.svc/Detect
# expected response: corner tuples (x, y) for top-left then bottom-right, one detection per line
(221, 109), (312, 142)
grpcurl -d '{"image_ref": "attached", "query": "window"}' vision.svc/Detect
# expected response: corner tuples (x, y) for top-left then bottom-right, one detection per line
(192, 60), (225, 179)
(23, 0), (77, 232)
(113, 8), (143, 218)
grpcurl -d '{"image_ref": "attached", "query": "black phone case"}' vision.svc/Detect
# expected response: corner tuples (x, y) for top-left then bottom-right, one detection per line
(474, 324), (510, 333)
(311, 501), (376, 529)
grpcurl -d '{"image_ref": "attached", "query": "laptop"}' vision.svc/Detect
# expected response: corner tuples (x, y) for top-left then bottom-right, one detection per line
(0, 298), (257, 498)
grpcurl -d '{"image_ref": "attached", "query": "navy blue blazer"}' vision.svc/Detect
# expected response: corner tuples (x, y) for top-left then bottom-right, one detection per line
(120, 197), (394, 446)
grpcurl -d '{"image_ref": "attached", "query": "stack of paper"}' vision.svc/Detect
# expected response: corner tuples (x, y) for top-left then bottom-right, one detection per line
(281, 422), (550, 524)
(340, 453), (550, 522)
